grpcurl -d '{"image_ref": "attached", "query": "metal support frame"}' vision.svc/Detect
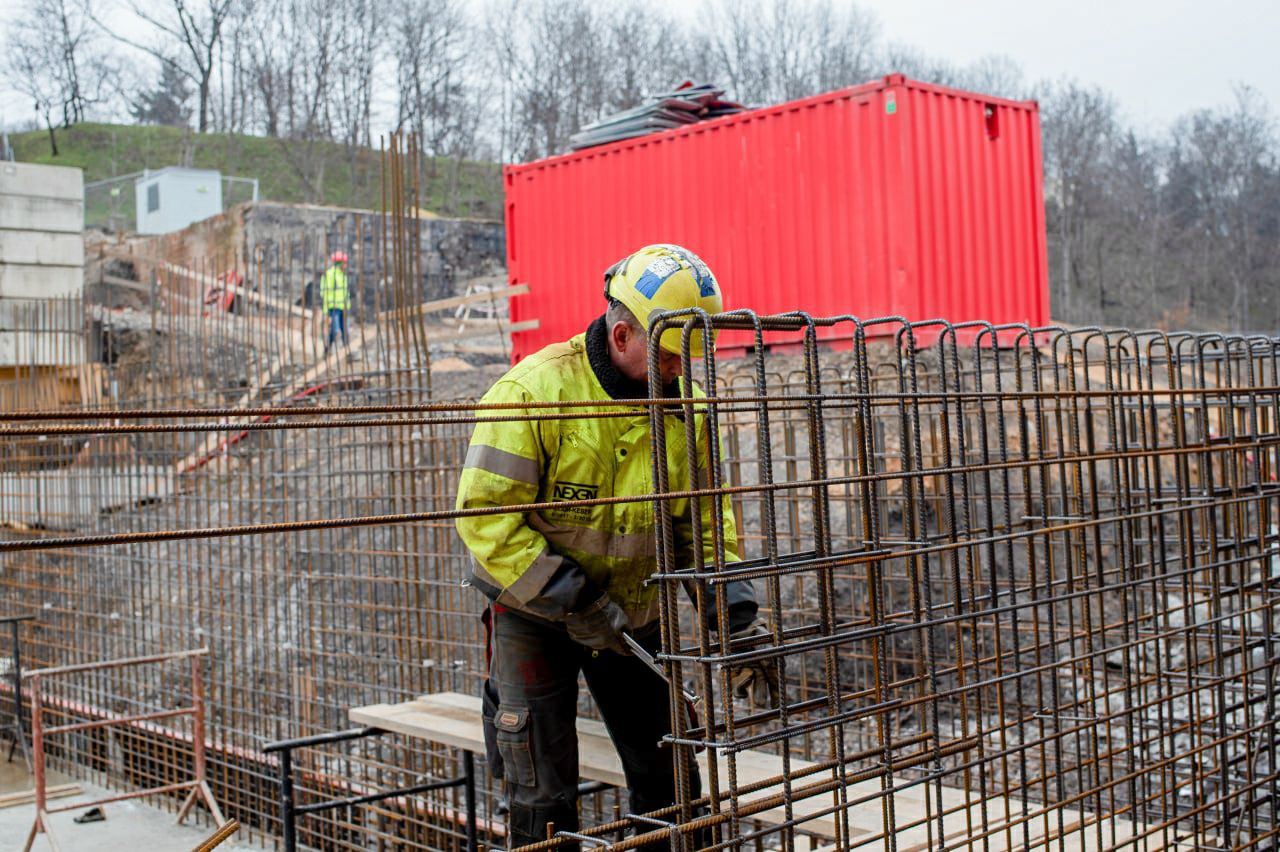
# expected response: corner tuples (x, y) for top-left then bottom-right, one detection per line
(23, 648), (224, 852)
(263, 727), (478, 852)
(1, 613), (36, 770)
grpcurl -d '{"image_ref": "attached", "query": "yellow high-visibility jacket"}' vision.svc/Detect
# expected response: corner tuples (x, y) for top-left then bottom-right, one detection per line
(319, 265), (348, 311)
(456, 318), (748, 629)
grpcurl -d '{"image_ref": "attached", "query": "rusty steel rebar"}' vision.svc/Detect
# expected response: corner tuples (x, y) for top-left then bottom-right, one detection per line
(4, 148), (1280, 850)
(578, 311), (1280, 852)
(22, 649), (223, 852)
(3, 310), (1279, 850)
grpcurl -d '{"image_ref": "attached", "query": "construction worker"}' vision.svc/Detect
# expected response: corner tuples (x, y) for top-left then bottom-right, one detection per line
(320, 250), (350, 351)
(455, 244), (772, 848)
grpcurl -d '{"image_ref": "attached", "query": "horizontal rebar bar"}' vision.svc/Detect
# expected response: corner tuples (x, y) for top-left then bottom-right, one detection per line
(6, 235), (1280, 851)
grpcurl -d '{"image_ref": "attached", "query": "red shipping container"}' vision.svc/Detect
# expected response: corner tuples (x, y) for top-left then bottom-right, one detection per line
(503, 74), (1049, 360)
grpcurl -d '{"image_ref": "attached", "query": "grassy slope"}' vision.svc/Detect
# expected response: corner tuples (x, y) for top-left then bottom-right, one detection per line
(11, 123), (503, 220)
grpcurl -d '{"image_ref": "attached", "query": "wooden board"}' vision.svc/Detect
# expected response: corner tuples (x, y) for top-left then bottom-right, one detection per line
(376, 284), (529, 321)
(0, 783), (81, 809)
(351, 692), (1162, 849)
(352, 691), (627, 785)
(421, 318), (539, 342)
(351, 693), (851, 841)
(159, 262), (314, 320)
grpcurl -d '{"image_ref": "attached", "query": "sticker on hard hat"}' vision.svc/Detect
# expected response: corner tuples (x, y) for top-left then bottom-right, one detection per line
(634, 256), (682, 298)
(655, 245), (717, 298)
(689, 258), (717, 297)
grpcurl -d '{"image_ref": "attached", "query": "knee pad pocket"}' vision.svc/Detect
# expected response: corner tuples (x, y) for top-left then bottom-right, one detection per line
(493, 705), (537, 787)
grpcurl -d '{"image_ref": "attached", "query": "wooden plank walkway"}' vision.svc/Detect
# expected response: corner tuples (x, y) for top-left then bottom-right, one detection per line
(351, 692), (1163, 849)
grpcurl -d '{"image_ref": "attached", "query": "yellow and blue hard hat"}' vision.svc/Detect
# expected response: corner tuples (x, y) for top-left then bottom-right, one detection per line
(602, 244), (724, 357)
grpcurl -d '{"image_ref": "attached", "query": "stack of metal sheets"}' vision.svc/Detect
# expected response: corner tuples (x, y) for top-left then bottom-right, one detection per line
(569, 82), (745, 151)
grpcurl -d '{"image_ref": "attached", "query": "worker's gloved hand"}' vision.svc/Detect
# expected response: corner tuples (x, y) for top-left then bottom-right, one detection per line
(564, 593), (631, 655)
(726, 617), (780, 707)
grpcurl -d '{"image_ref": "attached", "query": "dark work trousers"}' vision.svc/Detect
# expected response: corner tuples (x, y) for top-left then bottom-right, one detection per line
(483, 606), (700, 850)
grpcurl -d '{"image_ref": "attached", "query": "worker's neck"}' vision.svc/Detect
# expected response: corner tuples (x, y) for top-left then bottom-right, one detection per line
(586, 315), (676, 400)
(605, 340), (637, 380)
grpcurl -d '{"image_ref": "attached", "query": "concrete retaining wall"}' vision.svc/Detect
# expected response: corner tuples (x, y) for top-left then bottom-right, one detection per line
(0, 194), (84, 232)
(241, 202), (506, 308)
(0, 330), (84, 364)
(0, 264), (82, 299)
(103, 201), (507, 313)
(0, 162), (84, 367)
(0, 231), (84, 266)
(0, 161), (82, 201)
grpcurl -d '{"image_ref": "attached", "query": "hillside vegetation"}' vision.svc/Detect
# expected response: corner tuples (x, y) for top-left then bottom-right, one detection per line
(11, 123), (504, 220)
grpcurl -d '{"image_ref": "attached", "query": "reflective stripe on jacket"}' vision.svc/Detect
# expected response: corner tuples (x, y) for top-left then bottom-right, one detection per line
(455, 324), (742, 629)
(319, 266), (348, 310)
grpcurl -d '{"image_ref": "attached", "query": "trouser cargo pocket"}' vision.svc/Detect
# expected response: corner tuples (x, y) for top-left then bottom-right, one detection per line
(481, 678), (503, 779)
(493, 705), (536, 787)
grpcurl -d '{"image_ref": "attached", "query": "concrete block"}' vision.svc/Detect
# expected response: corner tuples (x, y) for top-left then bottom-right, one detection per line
(0, 230), (83, 266)
(0, 330), (84, 366)
(0, 194), (83, 232)
(0, 161), (83, 201)
(0, 299), (82, 332)
(0, 264), (82, 299)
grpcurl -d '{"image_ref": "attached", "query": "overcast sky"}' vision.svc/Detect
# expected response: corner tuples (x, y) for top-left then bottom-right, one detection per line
(1, 0), (1277, 135)
(646, 0), (1279, 133)
(867, 0), (1280, 131)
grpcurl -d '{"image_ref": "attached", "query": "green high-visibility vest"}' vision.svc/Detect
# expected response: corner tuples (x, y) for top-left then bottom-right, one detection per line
(319, 265), (348, 311)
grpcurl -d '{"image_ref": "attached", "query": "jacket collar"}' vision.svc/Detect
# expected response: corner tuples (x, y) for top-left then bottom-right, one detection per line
(585, 315), (680, 401)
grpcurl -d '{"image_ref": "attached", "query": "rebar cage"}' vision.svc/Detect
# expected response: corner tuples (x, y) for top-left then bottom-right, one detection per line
(610, 311), (1280, 852)
(2, 304), (1279, 851)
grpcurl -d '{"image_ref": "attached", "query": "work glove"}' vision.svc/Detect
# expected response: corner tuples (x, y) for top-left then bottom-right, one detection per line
(564, 593), (631, 655)
(726, 617), (780, 707)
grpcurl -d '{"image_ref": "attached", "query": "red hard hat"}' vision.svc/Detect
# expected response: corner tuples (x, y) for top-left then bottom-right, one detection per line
(331, 251), (348, 264)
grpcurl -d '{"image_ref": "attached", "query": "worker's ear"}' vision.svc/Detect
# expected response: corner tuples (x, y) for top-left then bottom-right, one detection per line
(609, 320), (632, 352)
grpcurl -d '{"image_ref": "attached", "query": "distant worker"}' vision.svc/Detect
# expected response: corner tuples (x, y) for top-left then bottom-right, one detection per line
(455, 244), (773, 848)
(320, 250), (350, 351)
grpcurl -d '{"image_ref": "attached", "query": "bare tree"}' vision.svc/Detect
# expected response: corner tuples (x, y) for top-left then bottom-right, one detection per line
(480, 0), (528, 163)
(768, 0), (879, 101)
(332, 0), (381, 153)
(243, 0), (287, 136)
(600, 3), (681, 111)
(483, 0), (609, 160)
(706, 0), (878, 106)
(5, 0), (119, 153)
(239, 0), (341, 198)
(92, 0), (237, 132)
(281, 0), (339, 199)
(808, 2), (880, 94)
(313, 0), (383, 201)
(1167, 87), (1278, 331)
(213, 0), (255, 134)
(1098, 130), (1174, 324)
(707, 0), (774, 105)
(7, 46), (64, 156)
(1039, 80), (1117, 322)
(880, 42), (960, 87)
(955, 55), (1026, 100)
(392, 0), (467, 159)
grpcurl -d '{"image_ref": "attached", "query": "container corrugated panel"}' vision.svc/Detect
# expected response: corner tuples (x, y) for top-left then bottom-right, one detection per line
(504, 75), (1048, 360)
